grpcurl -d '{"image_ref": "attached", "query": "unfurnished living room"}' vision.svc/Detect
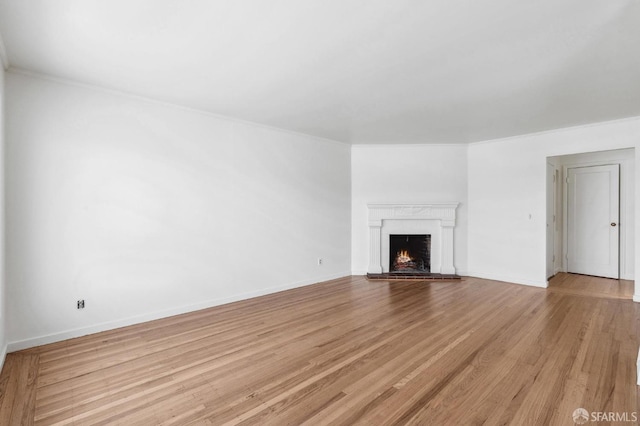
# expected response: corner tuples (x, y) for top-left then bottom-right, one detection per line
(0, 1), (639, 425)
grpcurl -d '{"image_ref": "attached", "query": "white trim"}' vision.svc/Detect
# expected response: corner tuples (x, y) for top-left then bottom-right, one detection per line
(0, 31), (8, 70)
(633, 294), (640, 303)
(7, 272), (351, 352)
(0, 343), (7, 371)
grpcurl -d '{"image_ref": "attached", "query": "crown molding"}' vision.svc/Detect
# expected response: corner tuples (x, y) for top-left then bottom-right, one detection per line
(0, 31), (8, 70)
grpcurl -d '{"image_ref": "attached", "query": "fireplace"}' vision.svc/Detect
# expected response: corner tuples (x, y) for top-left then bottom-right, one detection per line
(367, 203), (459, 275)
(389, 234), (431, 273)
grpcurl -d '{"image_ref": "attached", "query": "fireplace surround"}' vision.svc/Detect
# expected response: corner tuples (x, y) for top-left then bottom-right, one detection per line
(367, 204), (458, 275)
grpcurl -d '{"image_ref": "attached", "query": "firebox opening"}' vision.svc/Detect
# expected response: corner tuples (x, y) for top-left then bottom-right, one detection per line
(389, 234), (431, 273)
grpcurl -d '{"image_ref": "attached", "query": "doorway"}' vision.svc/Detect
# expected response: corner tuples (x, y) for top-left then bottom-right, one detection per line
(547, 148), (634, 283)
(566, 164), (620, 279)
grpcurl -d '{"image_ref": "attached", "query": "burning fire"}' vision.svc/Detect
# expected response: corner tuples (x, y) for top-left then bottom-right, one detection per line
(395, 250), (413, 264)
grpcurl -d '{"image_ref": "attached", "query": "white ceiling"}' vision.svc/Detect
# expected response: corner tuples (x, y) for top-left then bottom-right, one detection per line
(0, 0), (639, 144)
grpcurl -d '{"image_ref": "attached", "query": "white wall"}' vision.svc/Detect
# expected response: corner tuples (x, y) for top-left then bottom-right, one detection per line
(351, 144), (468, 275)
(0, 60), (6, 365)
(468, 118), (640, 288)
(5, 71), (351, 350)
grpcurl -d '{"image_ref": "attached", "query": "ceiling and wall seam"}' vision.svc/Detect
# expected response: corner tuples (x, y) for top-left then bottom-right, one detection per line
(351, 143), (469, 148)
(9, 63), (640, 148)
(6, 66), (350, 147)
(468, 115), (640, 147)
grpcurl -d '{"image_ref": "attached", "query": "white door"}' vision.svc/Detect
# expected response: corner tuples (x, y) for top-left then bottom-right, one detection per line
(567, 164), (619, 278)
(546, 163), (556, 279)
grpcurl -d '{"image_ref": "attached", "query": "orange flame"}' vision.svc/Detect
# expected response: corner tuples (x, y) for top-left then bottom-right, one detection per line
(395, 250), (413, 263)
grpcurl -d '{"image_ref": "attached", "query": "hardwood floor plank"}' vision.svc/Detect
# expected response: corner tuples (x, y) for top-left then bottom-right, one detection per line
(0, 354), (39, 426)
(0, 355), (19, 425)
(0, 273), (637, 425)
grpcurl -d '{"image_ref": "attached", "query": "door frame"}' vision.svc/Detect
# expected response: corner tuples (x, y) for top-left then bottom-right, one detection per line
(560, 156), (639, 280)
(546, 162), (559, 280)
(562, 160), (625, 277)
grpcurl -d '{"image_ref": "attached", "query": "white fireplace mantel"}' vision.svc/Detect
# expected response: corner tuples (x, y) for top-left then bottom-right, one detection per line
(367, 203), (459, 275)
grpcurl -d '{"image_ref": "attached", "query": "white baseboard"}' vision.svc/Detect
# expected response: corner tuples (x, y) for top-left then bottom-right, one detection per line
(0, 342), (7, 372)
(7, 271), (352, 352)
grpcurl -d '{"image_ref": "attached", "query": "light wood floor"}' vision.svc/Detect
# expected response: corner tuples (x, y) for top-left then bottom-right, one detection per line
(0, 273), (638, 425)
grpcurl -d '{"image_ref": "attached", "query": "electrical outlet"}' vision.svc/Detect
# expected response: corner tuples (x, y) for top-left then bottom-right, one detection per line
(77, 300), (85, 309)
(318, 258), (323, 266)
